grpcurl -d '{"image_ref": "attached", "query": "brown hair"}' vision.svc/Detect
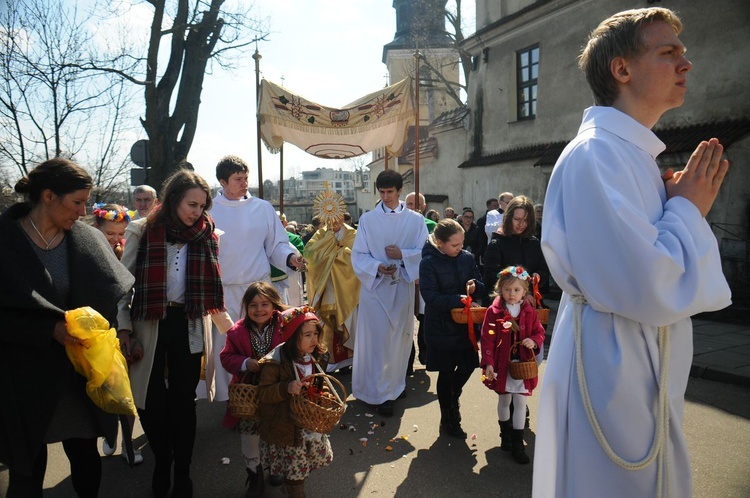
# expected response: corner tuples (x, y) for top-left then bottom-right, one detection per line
(432, 218), (464, 243)
(14, 158), (92, 205)
(502, 195), (536, 238)
(240, 281), (287, 319)
(150, 169), (212, 227)
(579, 7), (683, 106)
(281, 320), (327, 362)
(215, 155), (249, 183)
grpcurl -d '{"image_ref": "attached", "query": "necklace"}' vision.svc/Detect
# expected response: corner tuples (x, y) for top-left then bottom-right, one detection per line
(249, 320), (274, 359)
(28, 216), (61, 250)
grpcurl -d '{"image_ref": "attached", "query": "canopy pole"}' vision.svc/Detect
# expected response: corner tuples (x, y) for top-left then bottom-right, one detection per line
(253, 48), (264, 199)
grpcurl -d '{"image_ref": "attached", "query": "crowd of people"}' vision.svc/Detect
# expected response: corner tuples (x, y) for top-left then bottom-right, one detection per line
(0, 7), (732, 498)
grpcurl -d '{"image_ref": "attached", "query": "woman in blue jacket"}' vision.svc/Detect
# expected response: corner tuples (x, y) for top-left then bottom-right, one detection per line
(419, 219), (484, 439)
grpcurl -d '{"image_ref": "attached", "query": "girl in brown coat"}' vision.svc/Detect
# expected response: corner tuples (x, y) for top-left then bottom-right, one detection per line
(257, 307), (332, 497)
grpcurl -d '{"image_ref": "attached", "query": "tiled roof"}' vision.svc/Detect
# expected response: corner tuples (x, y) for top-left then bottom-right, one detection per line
(656, 119), (750, 155)
(458, 118), (750, 169)
(404, 137), (438, 163)
(458, 142), (566, 168)
(430, 105), (470, 130)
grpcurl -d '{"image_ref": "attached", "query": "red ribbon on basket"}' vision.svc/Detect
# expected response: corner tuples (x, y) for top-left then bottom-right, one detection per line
(460, 295), (479, 352)
(532, 274), (543, 307)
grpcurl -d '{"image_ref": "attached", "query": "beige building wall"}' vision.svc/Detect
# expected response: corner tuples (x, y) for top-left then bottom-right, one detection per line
(456, 0), (749, 233)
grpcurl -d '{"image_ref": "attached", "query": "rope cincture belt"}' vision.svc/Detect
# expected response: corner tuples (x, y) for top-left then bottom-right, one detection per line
(571, 295), (671, 498)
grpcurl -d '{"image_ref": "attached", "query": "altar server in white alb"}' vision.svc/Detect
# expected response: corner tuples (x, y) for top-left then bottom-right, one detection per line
(204, 155), (305, 402)
(351, 170), (428, 416)
(533, 8), (731, 498)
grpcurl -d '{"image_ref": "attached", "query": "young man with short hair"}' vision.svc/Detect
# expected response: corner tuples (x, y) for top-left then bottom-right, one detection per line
(533, 8), (730, 497)
(351, 170), (428, 416)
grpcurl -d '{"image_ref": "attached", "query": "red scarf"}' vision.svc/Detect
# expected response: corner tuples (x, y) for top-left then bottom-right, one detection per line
(131, 213), (224, 320)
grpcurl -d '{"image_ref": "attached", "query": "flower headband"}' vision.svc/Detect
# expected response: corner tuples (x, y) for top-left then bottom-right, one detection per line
(497, 265), (531, 280)
(93, 203), (135, 223)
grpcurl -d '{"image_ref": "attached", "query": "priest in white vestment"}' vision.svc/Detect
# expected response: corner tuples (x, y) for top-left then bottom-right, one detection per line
(533, 9), (731, 498)
(201, 156), (304, 402)
(351, 170), (428, 416)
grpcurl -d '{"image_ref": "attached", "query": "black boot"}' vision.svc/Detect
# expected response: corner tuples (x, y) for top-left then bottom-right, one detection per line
(511, 429), (530, 464)
(283, 478), (306, 498)
(499, 420), (513, 451)
(245, 467), (264, 498)
(440, 406), (467, 439)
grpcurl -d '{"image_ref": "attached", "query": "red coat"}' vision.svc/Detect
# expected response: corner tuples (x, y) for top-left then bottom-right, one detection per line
(220, 313), (284, 427)
(480, 298), (545, 394)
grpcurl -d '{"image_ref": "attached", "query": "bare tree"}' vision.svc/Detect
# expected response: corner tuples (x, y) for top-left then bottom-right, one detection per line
(134, 0), (267, 189)
(0, 0), (138, 193)
(90, 79), (141, 202)
(411, 0), (473, 107)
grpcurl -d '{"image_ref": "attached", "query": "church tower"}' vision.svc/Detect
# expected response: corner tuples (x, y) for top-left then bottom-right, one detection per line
(383, 0), (459, 127)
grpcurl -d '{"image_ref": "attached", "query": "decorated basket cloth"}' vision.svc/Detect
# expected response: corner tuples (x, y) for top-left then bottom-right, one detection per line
(290, 361), (347, 434)
(508, 342), (539, 380)
(228, 371), (261, 419)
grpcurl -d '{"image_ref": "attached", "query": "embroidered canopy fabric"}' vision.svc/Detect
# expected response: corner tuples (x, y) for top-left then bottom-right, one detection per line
(259, 78), (414, 158)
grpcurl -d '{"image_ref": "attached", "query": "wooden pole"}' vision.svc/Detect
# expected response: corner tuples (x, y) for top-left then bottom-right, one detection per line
(253, 48), (264, 199)
(414, 50), (421, 211)
(384, 151), (389, 170)
(279, 144), (284, 213)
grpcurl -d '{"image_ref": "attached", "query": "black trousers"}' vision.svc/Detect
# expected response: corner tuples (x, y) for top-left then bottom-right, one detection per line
(436, 369), (473, 411)
(138, 307), (202, 477)
(8, 437), (100, 498)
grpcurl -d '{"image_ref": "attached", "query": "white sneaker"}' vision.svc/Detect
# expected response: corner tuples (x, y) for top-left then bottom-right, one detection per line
(121, 444), (144, 465)
(102, 438), (116, 456)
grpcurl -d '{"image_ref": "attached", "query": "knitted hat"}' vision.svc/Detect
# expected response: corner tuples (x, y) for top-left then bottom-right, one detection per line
(279, 306), (319, 344)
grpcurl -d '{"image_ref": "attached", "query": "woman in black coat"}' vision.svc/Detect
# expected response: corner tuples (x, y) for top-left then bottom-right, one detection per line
(419, 219), (484, 440)
(483, 195), (549, 304)
(0, 159), (134, 497)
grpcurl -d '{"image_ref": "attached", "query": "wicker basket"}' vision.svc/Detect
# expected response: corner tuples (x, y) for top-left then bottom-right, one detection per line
(509, 341), (539, 380)
(228, 372), (260, 419)
(536, 307), (550, 325)
(290, 372), (347, 434)
(509, 359), (538, 380)
(450, 307), (488, 324)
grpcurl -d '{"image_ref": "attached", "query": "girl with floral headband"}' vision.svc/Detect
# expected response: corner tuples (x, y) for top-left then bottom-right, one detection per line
(480, 265), (545, 464)
(92, 203), (143, 465)
(219, 281), (288, 496)
(256, 306), (332, 498)
(92, 203), (135, 260)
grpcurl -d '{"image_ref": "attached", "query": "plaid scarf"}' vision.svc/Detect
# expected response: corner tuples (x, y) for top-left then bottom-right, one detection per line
(131, 213), (225, 321)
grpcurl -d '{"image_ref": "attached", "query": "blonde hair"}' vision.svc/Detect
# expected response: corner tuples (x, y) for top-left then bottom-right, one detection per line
(579, 7), (683, 106)
(492, 266), (531, 298)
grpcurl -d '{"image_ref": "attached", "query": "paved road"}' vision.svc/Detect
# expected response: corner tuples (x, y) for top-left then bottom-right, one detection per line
(2, 360), (748, 497)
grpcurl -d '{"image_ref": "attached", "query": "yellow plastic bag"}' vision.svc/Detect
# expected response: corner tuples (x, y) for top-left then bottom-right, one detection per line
(64, 307), (137, 416)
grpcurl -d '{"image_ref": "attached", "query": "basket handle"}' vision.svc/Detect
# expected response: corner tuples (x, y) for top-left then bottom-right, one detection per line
(299, 372), (347, 405)
(237, 370), (259, 385)
(292, 359), (348, 405)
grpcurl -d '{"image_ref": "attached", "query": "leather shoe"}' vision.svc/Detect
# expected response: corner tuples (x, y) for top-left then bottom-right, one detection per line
(377, 400), (394, 417)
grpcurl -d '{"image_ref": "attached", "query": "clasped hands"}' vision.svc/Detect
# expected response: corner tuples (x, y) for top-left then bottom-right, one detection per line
(663, 138), (730, 217)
